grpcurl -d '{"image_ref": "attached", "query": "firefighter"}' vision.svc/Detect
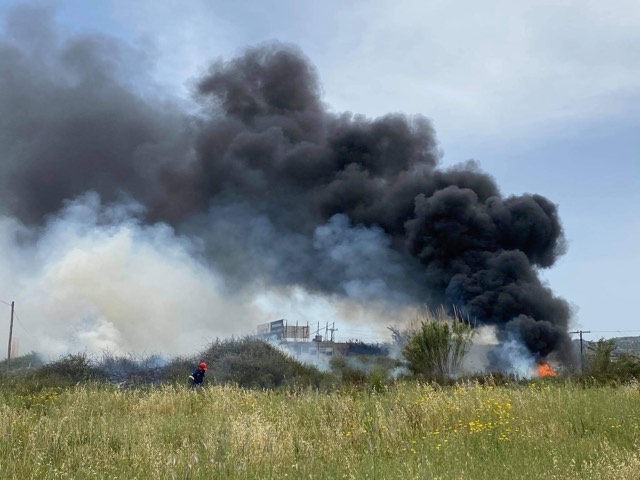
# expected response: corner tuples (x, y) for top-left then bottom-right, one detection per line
(189, 362), (208, 387)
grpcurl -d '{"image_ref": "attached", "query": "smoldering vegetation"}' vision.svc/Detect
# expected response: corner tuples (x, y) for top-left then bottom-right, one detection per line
(0, 339), (387, 391)
(0, 339), (324, 390)
(1, 5), (574, 367)
(2, 333), (638, 394)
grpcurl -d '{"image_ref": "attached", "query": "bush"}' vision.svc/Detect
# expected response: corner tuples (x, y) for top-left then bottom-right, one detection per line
(94, 353), (167, 387)
(344, 341), (389, 356)
(197, 337), (330, 389)
(584, 338), (640, 383)
(0, 352), (44, 372)
(330, 356), (368, 385)
(330, 355), (401, 392)
(161, 356), (196, 384)
(402, 307), (474, 381)
(0, 339), (333, 391)
(35, 353), (106, 386)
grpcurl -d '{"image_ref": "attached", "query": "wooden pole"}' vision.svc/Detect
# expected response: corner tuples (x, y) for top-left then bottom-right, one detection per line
(7, 301), (14, 370)
(570, 330), (591, 373)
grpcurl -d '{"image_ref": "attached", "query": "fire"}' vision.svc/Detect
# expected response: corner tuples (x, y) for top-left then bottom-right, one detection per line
(537, 362), (557, 377)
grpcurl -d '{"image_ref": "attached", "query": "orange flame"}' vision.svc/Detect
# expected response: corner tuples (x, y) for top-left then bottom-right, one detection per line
(537, 362), (557, 377)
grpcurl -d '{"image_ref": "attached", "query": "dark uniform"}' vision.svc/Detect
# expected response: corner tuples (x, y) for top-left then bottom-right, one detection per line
(189, 362), (207, 386)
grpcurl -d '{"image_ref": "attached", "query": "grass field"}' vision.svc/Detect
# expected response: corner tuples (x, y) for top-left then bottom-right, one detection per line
(0, 380), (639, 479)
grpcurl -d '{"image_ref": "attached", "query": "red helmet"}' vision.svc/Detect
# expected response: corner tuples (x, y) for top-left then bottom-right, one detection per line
(199, 362), (208, 371)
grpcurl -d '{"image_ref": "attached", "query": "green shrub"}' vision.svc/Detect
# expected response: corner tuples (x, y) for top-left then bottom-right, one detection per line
(198, 337), (329, 389)
(0, 351), (44, 372)
(161, 356), (195, 384)
(584, 338), (640, 383)
(402, 307), (474, 381)
(33, 353), (106, 387)
(330, 355), (401, 392)
(94, 353), (167, 387)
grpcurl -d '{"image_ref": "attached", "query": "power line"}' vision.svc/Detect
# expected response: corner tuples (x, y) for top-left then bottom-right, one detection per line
(12, 310), (29, 335)
(587, 330), (640, 334)
(1, 300), (28, 333)
(3, 302), (28, 366)
(6, 301), (13, 368)
(570, 330), (591, 374)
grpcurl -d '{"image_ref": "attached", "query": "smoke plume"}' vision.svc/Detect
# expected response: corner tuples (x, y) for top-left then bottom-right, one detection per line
(0, 6), (573, 363)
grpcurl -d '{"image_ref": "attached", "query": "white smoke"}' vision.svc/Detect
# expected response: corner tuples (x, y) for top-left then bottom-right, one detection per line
(492, 336), (538, 378)
(460, 325), (540, 377)
(253, 286), (405, 343)
(0, 193), (408, 360)
(0, 193), (263, 358)
(460, 325), (499, 374)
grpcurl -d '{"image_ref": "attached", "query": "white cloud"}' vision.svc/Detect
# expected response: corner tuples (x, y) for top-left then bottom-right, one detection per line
(45, 0), (640, 141)
(54, 0), (640, 142)
(319, 0), (640, 139)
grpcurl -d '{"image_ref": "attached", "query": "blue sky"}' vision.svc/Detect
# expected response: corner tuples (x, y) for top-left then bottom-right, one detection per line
(2, 0), (639, 342)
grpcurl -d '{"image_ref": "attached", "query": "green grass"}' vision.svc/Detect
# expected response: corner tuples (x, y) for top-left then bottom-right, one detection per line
(0, 380), (639, 479)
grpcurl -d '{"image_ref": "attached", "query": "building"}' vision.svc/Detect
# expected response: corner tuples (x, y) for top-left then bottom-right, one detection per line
(256, 320), (388, 358)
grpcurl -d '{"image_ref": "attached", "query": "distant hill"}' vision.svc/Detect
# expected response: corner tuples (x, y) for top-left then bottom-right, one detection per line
(574, 336), (640, 357)
(610, 336), (640, 355)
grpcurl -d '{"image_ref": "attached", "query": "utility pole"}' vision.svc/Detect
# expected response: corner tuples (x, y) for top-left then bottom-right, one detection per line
(570, 330), (591, 373)
(328, 322), (337, 343)
(7, 301), (14, 371)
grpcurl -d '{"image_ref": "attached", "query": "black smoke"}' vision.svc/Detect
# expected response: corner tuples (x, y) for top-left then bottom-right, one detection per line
(0, 6), (573, 362)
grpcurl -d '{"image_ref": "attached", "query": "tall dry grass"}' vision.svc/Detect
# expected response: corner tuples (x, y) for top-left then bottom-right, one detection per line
(0, 380), (639, 479)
